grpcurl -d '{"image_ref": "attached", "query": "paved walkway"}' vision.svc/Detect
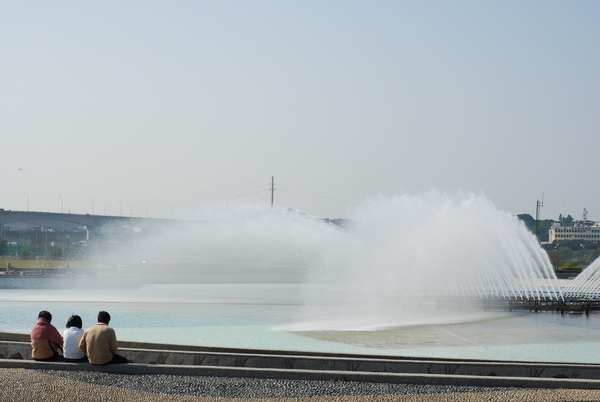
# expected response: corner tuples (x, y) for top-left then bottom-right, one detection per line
(2, 368), (600, 401)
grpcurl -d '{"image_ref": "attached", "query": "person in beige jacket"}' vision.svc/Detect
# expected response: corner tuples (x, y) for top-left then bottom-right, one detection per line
(79, 311), (128, 365)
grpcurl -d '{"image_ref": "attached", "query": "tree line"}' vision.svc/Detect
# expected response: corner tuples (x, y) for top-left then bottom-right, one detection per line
(517, 214), (600, 270)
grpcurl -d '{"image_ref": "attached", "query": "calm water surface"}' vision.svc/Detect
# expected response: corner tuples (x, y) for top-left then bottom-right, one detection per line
(1, 283), (599, 363)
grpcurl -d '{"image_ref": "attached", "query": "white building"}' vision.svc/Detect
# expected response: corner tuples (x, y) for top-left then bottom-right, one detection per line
(549, 222), (600, 242)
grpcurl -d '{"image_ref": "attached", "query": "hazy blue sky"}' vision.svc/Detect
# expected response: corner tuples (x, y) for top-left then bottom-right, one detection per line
(2, 1), (598, 220)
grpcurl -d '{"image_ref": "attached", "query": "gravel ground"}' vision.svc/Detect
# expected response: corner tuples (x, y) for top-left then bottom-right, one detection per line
(1, 369), (600, 401)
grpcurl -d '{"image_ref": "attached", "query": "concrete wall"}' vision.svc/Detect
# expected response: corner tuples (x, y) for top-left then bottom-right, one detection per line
(2, 331), (600, 386)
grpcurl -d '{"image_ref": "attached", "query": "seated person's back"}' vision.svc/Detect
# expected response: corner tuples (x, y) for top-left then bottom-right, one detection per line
(79, 311), (128, 365)
(63, 315), (87, 363)
(31, 310), (63, 361)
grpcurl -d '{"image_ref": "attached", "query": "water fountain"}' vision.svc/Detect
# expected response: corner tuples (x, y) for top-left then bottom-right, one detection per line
(563, 256), (600, 298)
(289, 191), (563, 330)
(1, 192), (598, 363)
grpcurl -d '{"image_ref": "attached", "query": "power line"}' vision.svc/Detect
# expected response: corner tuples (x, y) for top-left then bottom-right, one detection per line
(277, 189), (358, 204)
(276, 178), (360, 202)
(125, 177), (364, 217)
(189, 185), (267, 202)
(142, 179), (268, 204)
(276, 182), (361, 203)
(278, 177), (357, 194)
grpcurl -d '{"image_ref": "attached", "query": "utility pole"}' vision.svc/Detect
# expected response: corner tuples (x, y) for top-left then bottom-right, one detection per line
(270, 176), (275, 208)
(535, 195), (544, 239)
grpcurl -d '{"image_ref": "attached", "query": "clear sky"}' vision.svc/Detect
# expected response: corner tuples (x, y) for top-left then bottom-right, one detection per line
(1, 1), (598, 221)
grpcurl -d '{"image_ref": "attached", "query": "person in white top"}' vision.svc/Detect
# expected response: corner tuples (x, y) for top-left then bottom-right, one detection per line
(63, 315), (88, 363)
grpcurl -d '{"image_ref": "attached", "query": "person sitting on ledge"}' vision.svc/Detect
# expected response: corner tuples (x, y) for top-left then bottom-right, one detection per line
(79, 311), (128, 365)
(30, 310), (64, 361)
(63, 315), (88, 363)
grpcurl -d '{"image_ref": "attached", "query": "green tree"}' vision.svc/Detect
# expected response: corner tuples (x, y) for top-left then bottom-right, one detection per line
(516, 214), (553, 241)
(560, 215), (574, 226)
(20, 248), (33, 258)
(542, 240), (600, 269)
(517, 214), (535, 232)
(48, 246), (64, 259)
(536, 220), (554, 242)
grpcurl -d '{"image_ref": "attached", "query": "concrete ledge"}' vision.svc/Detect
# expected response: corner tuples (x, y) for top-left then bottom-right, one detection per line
(3, 331), (600, 390)
(3, 339), (600, 380)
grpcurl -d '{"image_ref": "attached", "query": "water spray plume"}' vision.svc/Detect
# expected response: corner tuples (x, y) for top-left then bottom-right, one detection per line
(86, 193), (561, 331)
(293, 191), (561, 330)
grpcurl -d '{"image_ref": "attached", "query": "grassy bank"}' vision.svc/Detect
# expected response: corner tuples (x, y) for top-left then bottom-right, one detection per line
(0, 259), (97, 269)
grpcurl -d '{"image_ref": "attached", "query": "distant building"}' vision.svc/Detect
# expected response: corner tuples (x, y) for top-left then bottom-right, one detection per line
(549, 222), (600, 242)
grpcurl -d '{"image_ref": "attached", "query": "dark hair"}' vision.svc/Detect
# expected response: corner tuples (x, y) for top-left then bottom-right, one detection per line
(66, 315), (83, 329)
(98, 311), (111, 324)
(38, 310), (52, 322)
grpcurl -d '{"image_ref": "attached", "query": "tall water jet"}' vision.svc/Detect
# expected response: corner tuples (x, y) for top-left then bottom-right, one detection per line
(292, 191), (562, 330)
(563, 256), (600, 298)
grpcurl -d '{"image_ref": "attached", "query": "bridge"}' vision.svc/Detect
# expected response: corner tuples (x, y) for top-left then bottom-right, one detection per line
(0, 210), (171, 241)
